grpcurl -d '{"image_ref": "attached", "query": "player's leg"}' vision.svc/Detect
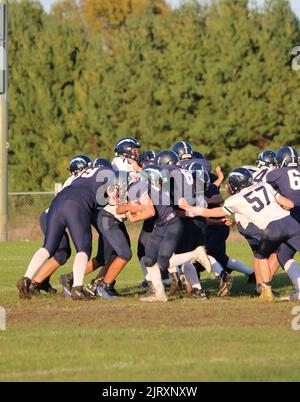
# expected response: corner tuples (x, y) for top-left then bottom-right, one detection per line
(140, 225), (166, 302)
(63, 200), (93, 301)
(277, 243), (300, 301)
(17, 203), (66, 299)
(96, 212), (132, 299)
(141, 218), (183, 302)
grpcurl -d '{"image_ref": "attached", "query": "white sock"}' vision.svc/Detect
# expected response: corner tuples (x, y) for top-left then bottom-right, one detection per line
(168, 266), (177, 274)
(146, 263), (164, 291)
(73, 252), (89, 287)
(168, 251), (196, 268)
(139, 258), (148, 278)
(209, 255), (223, 277)
(284, 259), (300, 291)
(25, 248), (50, 279)
(227, 258), (253, 276)
(183, 262), (201, 289)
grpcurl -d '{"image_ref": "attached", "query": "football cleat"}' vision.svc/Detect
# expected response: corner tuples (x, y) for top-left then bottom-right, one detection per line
(168, 272), (181, 296)
(193, 246), (211, 273)
(139, 279), (149, 288)
(280, 291), (300, 302)
(255, 284), (279, 298)
(29, 282), (41, 296)
(17, 277), (32, 300)
(71, 286), (93, 301)
(190, 288), (209, 300)
(140, 285), (168, 302)
(39, 278), (57, 294)
(84, 277), (103, 297)
(259, 284), (274, 302)
(59, 272), (73, 297)
(96, 282), (117, 300)
(180, 273), (192, 295)
(217, 271), (233, 297)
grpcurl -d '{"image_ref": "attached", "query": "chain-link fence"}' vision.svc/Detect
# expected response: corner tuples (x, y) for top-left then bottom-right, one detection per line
(8, 192), (55, 240)
(7, 189), (141, 241)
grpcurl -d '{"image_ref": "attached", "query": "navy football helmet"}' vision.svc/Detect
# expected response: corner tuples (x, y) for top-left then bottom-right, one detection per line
(140, 164), (168, 187)
(275, 146), (299, 168)
(227, 168), (253, 195)
(93, 157), (112, 169)
(155, 150), (180, 166)
(187, 162), (210, 191)
(256, 150), (276, 168)
(140, 150), (157, 168)
(114, 137), (141, 161)
(68, 155), (92, 175)
(172, 141), (193, 159)
(193, 151), (205, 159)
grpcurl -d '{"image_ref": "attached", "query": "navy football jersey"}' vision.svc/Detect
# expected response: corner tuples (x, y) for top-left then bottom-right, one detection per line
(266, 167), (300, 206)
(163, 164), (195, 206)
(55, 167), (114, 211)
(177, 157), (212, 173)
(128, 180), (174, 225)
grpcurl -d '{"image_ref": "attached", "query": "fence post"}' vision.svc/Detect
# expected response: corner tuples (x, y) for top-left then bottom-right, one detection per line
(0, 0), (8, 241)
(54, 183), (62, 195)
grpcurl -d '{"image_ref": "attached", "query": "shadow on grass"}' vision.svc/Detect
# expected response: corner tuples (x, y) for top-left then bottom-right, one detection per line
(116, 271), (293, 300)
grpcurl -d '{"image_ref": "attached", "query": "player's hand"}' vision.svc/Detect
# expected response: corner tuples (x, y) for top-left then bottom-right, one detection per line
(215, 165), (224, 179)
(221, 218), (233, 226)
(128, 204), (143, 214)
(178, 198), (190, 210)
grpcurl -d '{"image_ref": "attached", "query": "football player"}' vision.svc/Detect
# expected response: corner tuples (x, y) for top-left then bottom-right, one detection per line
(179, 167), (300, 302)
(28, 155), (93, 296)
(172, 141), (211, 172)
(17, 162), (115, 301)
(125, 165), (210, 302)
(252, 150), (276, 183)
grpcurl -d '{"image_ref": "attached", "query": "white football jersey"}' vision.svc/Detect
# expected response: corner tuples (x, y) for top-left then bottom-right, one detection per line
(112, 156), (136, 172)
(223, 182), (289, 230)
(252, 166), (272, 184)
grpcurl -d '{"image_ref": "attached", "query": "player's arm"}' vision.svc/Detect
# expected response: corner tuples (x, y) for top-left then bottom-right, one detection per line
(207, 218), (233, 226)
(213, 166), (224, 187)
(126, 193), (155, 223)
(178, 198), (229, 218)
(116, 204), (143, 214)
(276, 194), (294, 210)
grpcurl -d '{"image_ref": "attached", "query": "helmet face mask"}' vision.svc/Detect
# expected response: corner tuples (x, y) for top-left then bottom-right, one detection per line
(114, 138), (141, 161)
(68, 155), (92, 175)
(256, 150), (276, 168)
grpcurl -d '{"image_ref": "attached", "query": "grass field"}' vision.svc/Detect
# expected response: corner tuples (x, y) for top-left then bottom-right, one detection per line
(1, 239), (300, 382)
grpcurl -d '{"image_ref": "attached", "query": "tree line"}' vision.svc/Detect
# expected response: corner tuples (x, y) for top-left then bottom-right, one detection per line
(8, 0), (300, 190)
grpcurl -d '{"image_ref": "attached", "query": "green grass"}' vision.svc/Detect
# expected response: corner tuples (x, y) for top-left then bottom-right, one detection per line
(1, 240), (300, 382)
